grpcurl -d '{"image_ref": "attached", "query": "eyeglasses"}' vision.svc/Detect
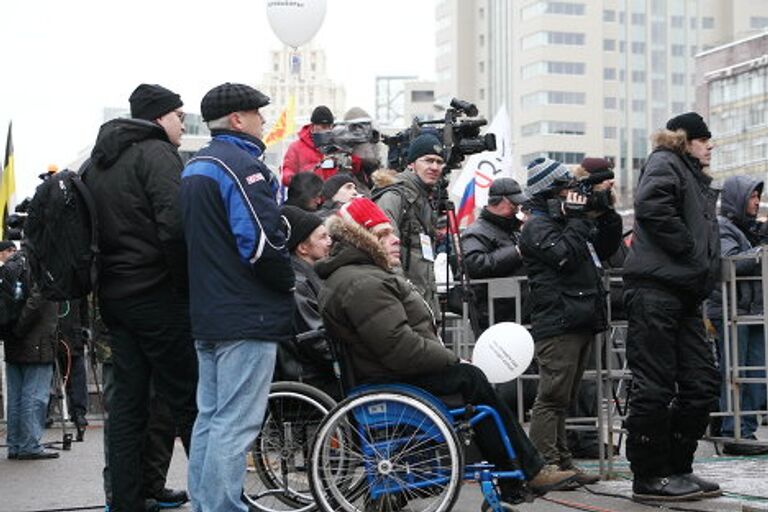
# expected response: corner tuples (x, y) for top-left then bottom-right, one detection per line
(417, 156), (445, 167)
(174, 111), (186, 123)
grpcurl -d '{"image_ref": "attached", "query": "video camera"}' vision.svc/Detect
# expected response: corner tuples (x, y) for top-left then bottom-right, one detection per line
(570, 169), (615, 197)
(313, 121), (381, 173)
(5, 198), (30, 241)
(383, 98), (497, 172)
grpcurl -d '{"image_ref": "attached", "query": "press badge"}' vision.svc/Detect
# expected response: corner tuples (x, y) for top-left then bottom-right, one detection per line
(420, 233), (435, 261)
(586, 241), (603, 269)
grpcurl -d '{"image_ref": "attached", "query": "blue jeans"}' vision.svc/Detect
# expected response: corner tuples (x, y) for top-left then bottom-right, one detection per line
(717, 323), (767, 437)
(188, 340), (277, 512)
(5, 363), (54, 456)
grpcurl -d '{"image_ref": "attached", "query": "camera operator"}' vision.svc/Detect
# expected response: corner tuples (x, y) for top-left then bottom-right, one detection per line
(519, 157), (619, 486)
(374, 133), (444, 315)
(622, 112), (720, 501)
(281, 105), (362, 186)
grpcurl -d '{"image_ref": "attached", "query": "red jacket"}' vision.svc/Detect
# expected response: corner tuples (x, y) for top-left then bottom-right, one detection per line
(281, 124), (362, 186)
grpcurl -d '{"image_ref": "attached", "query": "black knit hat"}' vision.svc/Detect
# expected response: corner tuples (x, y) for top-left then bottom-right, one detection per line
(281, 205), (324, 251)
(0, 240), (16, 252)
(129, 84), (183, 121)
(321, 174), (356, 201)
(201, 83), (270, 122)
(311, 105), (334, 125)
(666, 112), (712, 140)
(407, 134), (444, 164)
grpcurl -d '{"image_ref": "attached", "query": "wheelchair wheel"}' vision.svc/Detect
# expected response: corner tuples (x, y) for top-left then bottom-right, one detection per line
(310, 389), (464, 512)
(244, 381), (337, 512)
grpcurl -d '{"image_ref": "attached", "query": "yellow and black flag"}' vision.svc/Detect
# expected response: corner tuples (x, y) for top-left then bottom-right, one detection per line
(1, 122), (16, 239)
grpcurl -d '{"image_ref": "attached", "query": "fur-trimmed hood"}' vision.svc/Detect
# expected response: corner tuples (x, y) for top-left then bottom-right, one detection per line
(651, 129), (688, 155)
(315, 215), (393, 279)
(371, 168), (401, 189)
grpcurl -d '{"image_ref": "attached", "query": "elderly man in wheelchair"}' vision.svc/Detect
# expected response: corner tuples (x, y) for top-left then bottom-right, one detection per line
(311, 198), (578, 512)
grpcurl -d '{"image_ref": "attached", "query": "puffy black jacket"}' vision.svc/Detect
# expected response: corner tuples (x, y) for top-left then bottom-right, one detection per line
(623, 142), (720, 302)
(275, 256), (335, 386)
(4, 284), (58, 365)
(461, 208), (524, 279)
(85, 118), (187, 299)
(519, 200), (608, 341)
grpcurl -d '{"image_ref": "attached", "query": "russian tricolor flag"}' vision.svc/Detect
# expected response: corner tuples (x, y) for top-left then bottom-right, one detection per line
(456, 177), (476, 227)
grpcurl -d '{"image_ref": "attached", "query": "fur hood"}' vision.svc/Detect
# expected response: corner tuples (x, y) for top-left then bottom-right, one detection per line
(321, 215), (393, 272)
(651, 128), (688, 155)
(371, 168), (401, 189)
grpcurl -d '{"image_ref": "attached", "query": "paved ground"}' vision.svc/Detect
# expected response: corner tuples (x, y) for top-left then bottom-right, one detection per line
(1, 420), (768, 512)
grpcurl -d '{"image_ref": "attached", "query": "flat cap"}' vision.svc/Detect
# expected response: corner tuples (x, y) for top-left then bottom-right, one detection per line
(489, 177), (528, 204)
(201, 82), (270, 122)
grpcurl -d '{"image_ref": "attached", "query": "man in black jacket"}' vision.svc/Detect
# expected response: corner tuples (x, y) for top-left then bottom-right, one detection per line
(3, 249), (59, 460)
(520, 157), (619, 486)
(85, 84), (198, 512)
(623, 112), (721, 501)
(277, 205), (337, 397)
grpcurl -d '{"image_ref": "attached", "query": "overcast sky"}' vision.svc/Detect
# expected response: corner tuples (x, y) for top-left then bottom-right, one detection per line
(0, 0), (436, 200)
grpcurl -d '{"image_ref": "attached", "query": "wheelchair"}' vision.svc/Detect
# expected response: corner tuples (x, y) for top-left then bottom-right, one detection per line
(243, 381), (337, 512)
(308, 383), (528, 512)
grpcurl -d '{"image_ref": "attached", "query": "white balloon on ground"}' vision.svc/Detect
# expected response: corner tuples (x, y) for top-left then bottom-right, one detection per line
(471, 322), (534, 383)
(266, 0), (328, 49)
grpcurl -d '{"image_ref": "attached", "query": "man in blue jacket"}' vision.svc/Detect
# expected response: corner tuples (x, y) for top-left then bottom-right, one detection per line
(180, 82), (295, 512)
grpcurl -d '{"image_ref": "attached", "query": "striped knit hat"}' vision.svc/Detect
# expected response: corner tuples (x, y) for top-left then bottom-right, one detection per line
(525, 157), (572, 197)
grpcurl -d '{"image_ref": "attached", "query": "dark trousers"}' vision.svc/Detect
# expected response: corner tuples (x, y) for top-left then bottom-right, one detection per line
(103, 365), (178, 502)
(624, 287), (720, 478)
(100, 285), (198, 512)
(404, 363), (544, 479)
(63, 352), (88, 418)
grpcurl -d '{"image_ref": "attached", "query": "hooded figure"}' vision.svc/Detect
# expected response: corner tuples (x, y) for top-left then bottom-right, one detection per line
(706, 175), (768, 455)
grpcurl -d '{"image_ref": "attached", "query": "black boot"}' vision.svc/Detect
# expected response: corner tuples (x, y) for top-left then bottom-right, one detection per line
(678, 473), (722, 498)
(625, 413), (672, 478)
(632, 475), (703, 501)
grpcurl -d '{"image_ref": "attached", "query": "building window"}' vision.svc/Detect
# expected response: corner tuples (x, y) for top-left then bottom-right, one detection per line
(604, 126), (617, 139)
(479, 34), (485, 46)
(521, 151), (585, 164)
(603, 38), (616, 51)
(751, 17), (768, 29)
(521, 90), (586, 109)
(632, 70), (646, 82)
(603, 9), (615, 22)
(632, 99), (646, 112)
(631, 12), (646, 25)
(690, 17), (697, 29)
(522, 31), (585, 49)
(671, 44), (685, 56)
(479, 61), (485, 73)
(671, 15), (684, 28)
(522, 60), (586, 78)
(604, 97), (617, 109)
(671, 73), (686, 85)
(702, 17), (715, 29)
(522, 1), (586, 19)
(604, 67), (617, 80)
(411, 90), (435, 103)
(672, 101), (685, 113)
(521, 121), (585, 137)
(632, 41), (646, 54)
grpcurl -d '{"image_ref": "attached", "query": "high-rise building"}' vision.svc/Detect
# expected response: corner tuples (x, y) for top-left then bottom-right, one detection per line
(257, 44), (346, 168)
(437, 0), (768, 200)
(696, 32), (768, 181)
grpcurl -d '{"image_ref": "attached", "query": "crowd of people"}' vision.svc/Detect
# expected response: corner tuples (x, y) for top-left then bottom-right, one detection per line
(1, 82), (766, 511)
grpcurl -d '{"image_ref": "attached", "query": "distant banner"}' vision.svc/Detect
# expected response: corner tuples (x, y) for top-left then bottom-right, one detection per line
(264, 96), (296, 147)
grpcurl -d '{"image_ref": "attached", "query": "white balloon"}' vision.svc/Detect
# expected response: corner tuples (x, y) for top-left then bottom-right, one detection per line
(266, 0), (328, 49)
(471, 322), (534, 383)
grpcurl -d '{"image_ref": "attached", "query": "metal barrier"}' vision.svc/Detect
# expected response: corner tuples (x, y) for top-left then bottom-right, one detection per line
(445, 258), (768, 477)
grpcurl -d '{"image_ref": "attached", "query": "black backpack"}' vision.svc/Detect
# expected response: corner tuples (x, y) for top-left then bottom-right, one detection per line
(24, 166), (99, 301)
(0, 250), (30, 335)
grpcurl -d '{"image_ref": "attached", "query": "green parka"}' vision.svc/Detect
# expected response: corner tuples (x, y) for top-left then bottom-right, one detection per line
(316, 216), (458, 383)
